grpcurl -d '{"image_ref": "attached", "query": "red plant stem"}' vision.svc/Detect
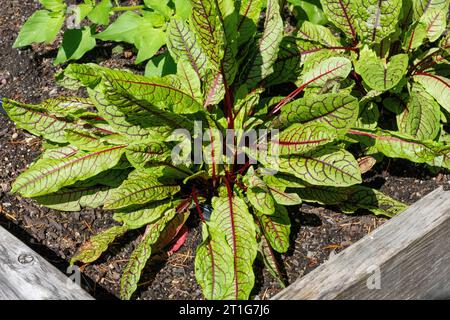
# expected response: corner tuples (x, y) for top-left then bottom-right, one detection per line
(192, 188), (205, 222)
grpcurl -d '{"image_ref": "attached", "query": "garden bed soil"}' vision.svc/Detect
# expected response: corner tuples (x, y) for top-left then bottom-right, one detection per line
(1, 0), (450, 300)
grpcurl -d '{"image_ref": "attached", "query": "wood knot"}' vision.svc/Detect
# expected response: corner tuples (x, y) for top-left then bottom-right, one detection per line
(18, 253), (34, 265)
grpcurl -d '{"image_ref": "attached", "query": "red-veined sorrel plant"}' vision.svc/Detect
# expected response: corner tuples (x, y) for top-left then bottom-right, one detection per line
(3, 0), (450, 300)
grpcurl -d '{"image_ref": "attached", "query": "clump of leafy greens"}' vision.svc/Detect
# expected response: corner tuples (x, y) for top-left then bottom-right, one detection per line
(14, 0), (191, 68)
(3, 0), (449, 300)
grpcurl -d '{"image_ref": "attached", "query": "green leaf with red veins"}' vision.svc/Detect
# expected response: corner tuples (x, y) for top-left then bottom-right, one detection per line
(300, 57), (352, 88)
(355, 48), (408, 92)
(413, 73), (450, 113)
(104, 169), (180, 209)
(1, 99), (83, 144)
(296, 185), (407, 217)
(71, 225), (129, 264)
(412, 0), (449, 20)
(298, 21), (341, 47)
(101, 68), (203, 114)
(419, 8), (447, 42)
(41, 97), (94, 118)
(190, 0), (225, 71)
(266, 36), (303, 86)
(256, 205), (291, 253)
(237, 0), (263, 46)
(347, 129), (450, 169)
(195, 223), (236, 300)
(88, 87), (171, 142)
(280, 93), (359, 129)
(12, 145), (126, 197)
(208, 196), (258, 300)
(397, 85), (441, 141)
(120, 209), (177, 300)
(65, 129), (106, 150)
(351, 0), (402, 44)
(56, 63), (106, 89)
(177, 59), (204, 102)
(271, 122), (338, 156)
(320, 0), (357, 40)
(258, 233), (285, 287)
(167, 18), (210, 79)
(245, 0), (283, 88)
(33, 184), (116, 212)
(244, 169), (276, 215)
(125, 142), (171, 169)
(268, 186), (302, 206)
(113, 200), (175, 229)
(275, 147), (362, 187)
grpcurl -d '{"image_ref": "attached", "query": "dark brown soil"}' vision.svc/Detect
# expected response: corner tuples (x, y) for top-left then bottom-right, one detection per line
(1, 0), (450, 301)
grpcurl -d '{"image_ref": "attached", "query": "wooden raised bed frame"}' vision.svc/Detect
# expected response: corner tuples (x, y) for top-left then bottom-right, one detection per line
(1, 187), (449, 300)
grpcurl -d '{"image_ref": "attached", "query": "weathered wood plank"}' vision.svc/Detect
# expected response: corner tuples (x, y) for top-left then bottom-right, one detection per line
(274, 187), (450, 300)
(0, 226), (93, 300)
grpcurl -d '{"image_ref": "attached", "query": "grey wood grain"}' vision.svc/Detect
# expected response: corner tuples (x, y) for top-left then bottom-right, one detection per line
(274, 187), (450, 300)
(0, 226), (93, 300)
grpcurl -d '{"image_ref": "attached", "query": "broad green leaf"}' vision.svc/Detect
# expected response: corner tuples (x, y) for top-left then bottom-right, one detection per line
(40, 0), (67, 12)
(104, 169), (180, 209)
(13, 10), (65, 48)
(351, 0), (402, 44)
(173, 0), (193, 19)
(12, 145), (126, 197)
(34, 184), (115, 211)
(88, 0), (112, 25)
(266, 36), (303, 85)
(144, 0), (173, 17)
(414, 73), (450, 112)
(275, 147), (362, 187)
(271, 122), (338, 155)
(167, 18), (209, 79)
(256, 206), (291, 253)
(71, 225), (129, 264)
(41, 97), (94, 117)
(237, 0), (263, 45)
(397, 85), (441, 140)
(55, 27), (97, 65)
(355, 49), (408, 91)
(355, 101), (380, 129)
(208, 196), (258, 300)
(290, 0), (328, 25)
(73, 3), (94, 24)
(65, 129), (106, 150)
(145, 51), (177, 77)
(195, 223), (235, 300)
(298, 21), (341, 47)
(245, 0), (283, 87)
(95, 11), (166, 63)
(280, 93), (359, 129)
(300, 57), (352, 88)
(320, 0), (357, 40)
(113, 200), (174, 229)
(120, 209), (177, 300)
